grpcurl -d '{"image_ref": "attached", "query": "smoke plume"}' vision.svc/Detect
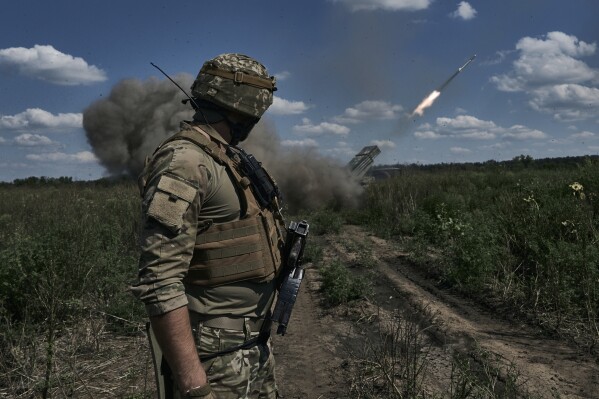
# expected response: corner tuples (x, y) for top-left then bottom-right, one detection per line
(83, 76), (362, 211)
(83, 75), (196, 175)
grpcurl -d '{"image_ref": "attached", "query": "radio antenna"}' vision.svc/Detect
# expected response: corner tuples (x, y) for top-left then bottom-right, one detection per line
(150, 62), (200, 110)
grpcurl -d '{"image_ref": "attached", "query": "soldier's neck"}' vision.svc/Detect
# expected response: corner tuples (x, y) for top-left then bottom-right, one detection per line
(204, 120), (232, 144)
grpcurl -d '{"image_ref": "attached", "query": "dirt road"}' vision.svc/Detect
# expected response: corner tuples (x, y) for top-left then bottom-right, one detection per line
(274, 225), (599, 398)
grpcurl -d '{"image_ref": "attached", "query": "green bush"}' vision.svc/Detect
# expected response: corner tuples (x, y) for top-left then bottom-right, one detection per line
(319, 260), (371, 305)
(309, 209), (345, 236)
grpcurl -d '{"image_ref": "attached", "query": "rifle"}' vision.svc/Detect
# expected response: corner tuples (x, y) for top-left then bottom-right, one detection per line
(270, 220), (309, 335)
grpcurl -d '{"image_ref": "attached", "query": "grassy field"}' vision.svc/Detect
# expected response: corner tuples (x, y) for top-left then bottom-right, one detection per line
(0, 179), (146, 397)
(1, 156), (598, 397)
(350, 157), (599, 347)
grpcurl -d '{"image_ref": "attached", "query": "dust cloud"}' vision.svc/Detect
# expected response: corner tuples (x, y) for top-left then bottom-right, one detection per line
(82, 76), (362, 211)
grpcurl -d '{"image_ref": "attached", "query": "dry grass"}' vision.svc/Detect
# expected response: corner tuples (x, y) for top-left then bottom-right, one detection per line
(0, 316), (154, 399)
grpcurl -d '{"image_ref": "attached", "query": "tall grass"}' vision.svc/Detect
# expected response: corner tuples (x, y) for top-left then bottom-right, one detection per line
(0, 181), (147, 397)
(357, 158), (599, 345)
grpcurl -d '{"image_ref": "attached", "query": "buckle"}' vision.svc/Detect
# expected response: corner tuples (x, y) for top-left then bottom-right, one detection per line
(234, 71), (244, 83)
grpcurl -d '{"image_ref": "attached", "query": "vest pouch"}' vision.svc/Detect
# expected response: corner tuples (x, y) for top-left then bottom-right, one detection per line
(260, 213), (284, 277)
(186, 216), (277, 287)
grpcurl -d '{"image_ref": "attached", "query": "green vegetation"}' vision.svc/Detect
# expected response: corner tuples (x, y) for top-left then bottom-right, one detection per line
(319, 259), (372, 305)
(0, 179), (146, 397)
(2, 154), (598, 397)
(358, 156), (599, 345)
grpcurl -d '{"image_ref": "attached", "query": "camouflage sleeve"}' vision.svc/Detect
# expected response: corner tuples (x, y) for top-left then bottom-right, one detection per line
(132, 141), (210, 317)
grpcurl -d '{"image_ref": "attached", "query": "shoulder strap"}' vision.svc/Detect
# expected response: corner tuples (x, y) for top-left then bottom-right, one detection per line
(164, 127), (227, 166)
(163, 126), (251, 217)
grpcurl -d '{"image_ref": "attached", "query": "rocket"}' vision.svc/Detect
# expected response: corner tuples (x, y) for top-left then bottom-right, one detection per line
(459, 54), (476, 72)
(437, 54), (476, 92)
(411, 54), (476, 117)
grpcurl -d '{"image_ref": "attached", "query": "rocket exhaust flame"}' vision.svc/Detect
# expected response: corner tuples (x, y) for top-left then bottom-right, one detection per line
(412, 90), (441, 117)
(410, 54), (476, 117)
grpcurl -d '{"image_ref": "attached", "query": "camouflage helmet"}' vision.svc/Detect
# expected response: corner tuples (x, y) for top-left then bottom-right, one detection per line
(190, 53), (276, 119)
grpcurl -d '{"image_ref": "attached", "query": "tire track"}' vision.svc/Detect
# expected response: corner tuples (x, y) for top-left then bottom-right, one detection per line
(362, 226), (599, 398)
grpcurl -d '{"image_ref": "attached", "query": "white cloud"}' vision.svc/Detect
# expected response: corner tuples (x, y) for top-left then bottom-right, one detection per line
(330, 0), (432, 12)
(461, 131), (496, 140)
(293, 118), (350, 136)
(414, 114), (547, 141)
(414, 130), (442, 139)
(437, 115), (496, 130)
(450, 146), (471, 154)
(450, 2), (477, 20)
(269, 97), (310, 115)
(490, 32), (599, 121)
(281, 138), (318, 147)
(490, 75), (523, 92)
(0, 44), (107, 85)
(26, 151), (98, 164)
(333, 100), (403, 123)
(503, 125), (547, 140)
(480, 50), (514, 66)
(324, 141), (356, 157)
(14, 133), (54, 146)
(0, 136), (5, 144)
(0, 108), (82, 130)
(370, 139), (396, 149)
(570, 131), (595, 138)
(518, 31), (596, 58)
(274, 71), (291, 81)
(482, 142), (510, 150)
(528, 84), (599, 121)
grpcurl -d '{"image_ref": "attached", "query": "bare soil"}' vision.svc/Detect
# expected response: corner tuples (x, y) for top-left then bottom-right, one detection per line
(273, 225), (599, 399)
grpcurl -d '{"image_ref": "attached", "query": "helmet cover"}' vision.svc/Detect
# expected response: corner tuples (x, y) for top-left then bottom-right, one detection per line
(191, 53), (276, 118)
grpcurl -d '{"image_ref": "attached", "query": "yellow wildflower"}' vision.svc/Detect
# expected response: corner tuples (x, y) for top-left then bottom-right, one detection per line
(569, 182), (583, 191)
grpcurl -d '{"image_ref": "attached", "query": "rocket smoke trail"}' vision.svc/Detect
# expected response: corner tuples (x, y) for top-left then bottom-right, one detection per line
(82, 76), (362, 212)
(412, 55), (476, 117)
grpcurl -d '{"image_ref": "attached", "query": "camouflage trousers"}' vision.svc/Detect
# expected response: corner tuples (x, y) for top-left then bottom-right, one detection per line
(171, 320), (278, 399)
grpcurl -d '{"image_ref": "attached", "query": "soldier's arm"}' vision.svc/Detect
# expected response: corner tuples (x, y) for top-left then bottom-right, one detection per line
(132, 143), (211, 393)
(151, 306), (208, 392)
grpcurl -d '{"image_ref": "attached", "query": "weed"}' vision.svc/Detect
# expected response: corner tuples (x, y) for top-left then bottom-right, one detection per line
(319, 260), (371, 306)
(309, 209), (345, 236)
(348, 310), (432, 399)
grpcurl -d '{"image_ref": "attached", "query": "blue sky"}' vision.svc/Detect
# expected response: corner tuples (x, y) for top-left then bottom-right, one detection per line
(1, 0), (598, 181)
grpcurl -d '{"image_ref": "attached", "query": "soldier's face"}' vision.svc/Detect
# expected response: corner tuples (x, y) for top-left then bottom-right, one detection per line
(226, 111), (259, 145)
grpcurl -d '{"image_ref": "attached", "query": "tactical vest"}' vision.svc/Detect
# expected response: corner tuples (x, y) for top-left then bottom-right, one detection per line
(160, 125), (286, 287)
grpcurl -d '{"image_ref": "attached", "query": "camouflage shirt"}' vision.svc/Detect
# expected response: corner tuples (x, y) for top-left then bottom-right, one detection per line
(132, 121), (276, 317)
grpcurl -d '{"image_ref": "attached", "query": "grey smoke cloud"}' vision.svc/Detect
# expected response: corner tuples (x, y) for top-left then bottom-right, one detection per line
(83, 75), (195, 176)
(243, 118), (363, 211)
(83, 76), (362, 211)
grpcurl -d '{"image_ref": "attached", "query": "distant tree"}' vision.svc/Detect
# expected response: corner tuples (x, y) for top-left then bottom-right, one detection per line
(12, 176), (74, 186)
(512, 154), (534, 168)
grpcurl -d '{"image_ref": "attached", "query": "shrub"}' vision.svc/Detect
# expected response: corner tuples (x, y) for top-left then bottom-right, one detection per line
(319, 260), (371, 305)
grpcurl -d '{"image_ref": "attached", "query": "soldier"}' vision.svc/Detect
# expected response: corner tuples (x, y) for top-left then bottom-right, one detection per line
(133, 54), (285, 399)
